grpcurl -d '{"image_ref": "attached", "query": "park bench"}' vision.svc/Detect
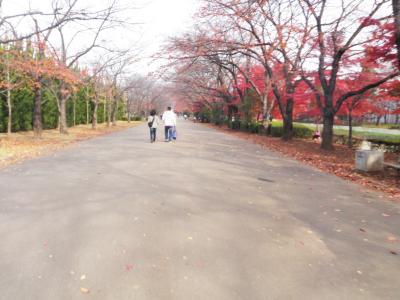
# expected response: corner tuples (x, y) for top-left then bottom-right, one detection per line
(383, 157), (400, 177)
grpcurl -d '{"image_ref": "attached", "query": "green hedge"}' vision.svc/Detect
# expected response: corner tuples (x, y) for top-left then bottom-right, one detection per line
(228, 120), (263, 133)
(241, 122), (264, 133)
(0, 84), (128, 133)
(227, 119), (314, 138)
(334, 129), (400, 144)
(228, 120), (241, 130)
(271, 122), (314, 138)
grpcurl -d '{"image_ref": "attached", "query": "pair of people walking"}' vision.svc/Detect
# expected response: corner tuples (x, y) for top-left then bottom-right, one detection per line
(147, 106), (177, 143)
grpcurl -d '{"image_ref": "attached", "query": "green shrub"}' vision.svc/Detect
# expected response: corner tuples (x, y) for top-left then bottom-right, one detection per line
(237, 121), (263, 133)
(228, 119), (241, 130)
(210, 103), (224, 125)
(271, 125), (283, 137)
(239, 89), (257, 125)
(293, 125), (314, 138)
(198, 108), (211, 123)
(270, 122), (314, 138)
(239, 121), (248, 131)
(248, 122), (263, 133)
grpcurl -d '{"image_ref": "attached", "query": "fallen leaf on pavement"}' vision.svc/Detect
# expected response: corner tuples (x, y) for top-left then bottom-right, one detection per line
(125, 264), (134, 271)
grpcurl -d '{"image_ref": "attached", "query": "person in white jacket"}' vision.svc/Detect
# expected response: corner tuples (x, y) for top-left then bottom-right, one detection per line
(162, 106), (177, 142)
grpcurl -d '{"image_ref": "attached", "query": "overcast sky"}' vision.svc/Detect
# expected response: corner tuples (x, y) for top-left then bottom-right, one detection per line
(2, 0), (200, 73)
(136, 0), (199, 44)
(132, 0), (200, 72)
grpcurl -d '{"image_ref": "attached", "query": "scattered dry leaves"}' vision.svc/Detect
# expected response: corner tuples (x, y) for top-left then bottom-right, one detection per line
(0, 122), (141, 170)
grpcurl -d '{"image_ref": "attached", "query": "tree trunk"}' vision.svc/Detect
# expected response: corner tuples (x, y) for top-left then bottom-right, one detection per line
(396, 114), (399, 124)
(282, 98), (294, 140)
(6, 80), (12, 135)
(58, 80), (69, 134)
(261, 94), (270, 134)
(375, 115), (381, 126)
(103, 100), (106, 124)
(86, 99), (89, 125)
(73, 98), (76, 127)
(7, 90), (12, 135)
(282, 117), (293, 140)
(107, 100), (111, 127)
(59, 97), (68, 134)
(92, 102), (98, 129)
(282, 99), (293, 141)
(348, 109), (353, 148)
(5, 50), (12, 135)
(393, 0), (400, 67)
(111, 97), (118, 126)
(321, 109), (335, 150)
(266, 121), (272, 135)
(33, 85), (43, 138)
(262, 94), (268, 119)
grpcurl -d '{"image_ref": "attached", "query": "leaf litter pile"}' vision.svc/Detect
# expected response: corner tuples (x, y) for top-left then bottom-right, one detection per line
(209, 125), (399, 199)
(0, 122), (141, 169)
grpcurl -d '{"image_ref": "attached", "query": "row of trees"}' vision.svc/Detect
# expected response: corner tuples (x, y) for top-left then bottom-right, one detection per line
(0, 0), (165, 136)
(165, 0), (400, 150)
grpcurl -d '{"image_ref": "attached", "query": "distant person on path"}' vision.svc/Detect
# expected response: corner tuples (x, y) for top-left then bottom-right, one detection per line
(312, 126), (321, 142)
(147, 109), (160, 143)
(162, 106), (177, 142)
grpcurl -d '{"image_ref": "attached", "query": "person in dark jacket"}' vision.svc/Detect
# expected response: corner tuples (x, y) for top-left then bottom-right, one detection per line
(147, 109), (160, 143)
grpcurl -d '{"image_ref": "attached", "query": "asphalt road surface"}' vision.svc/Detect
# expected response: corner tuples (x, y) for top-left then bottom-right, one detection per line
(0, 121), (399, 300)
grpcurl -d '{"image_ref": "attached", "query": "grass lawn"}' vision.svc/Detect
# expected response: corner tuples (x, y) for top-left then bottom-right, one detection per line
(271, 120), (400, 144)
(361, 123), (400, 130)
(333, 129), (400, 144)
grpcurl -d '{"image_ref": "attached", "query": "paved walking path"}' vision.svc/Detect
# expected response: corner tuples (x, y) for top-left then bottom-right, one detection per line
(0, 121), (399, 300)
